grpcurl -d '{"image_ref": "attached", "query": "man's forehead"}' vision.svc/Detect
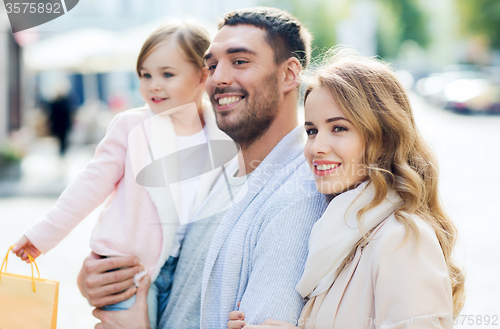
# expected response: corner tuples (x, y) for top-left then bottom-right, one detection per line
(207, 25), (267, 55)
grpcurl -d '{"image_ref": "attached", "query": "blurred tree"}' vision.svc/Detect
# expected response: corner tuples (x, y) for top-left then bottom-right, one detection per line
(456, 0), (500, 50)
(377, 0), (429, 58)
(260, 0), (429, 59)
(259, 0), (348, 60)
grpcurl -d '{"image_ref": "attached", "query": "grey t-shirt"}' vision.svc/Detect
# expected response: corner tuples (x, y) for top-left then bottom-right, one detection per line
(159, 169), (247, 329)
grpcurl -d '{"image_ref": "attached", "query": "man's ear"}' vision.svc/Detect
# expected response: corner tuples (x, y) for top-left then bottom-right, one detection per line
(281, 57), (302, 94)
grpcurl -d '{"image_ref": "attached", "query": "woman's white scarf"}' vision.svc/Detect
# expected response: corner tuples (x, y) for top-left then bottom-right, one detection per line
(296, 180), (402, 298)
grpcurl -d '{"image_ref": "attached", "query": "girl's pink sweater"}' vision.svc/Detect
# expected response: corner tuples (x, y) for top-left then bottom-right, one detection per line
(24, 107), (163, 277)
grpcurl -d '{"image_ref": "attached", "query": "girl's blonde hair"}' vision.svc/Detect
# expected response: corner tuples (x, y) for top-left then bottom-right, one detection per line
(304, 49), (465, 315)
(136, 21), (211, 76)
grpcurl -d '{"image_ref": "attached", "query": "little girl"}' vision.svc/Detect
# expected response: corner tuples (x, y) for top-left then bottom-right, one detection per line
(12, 22), (231, 329)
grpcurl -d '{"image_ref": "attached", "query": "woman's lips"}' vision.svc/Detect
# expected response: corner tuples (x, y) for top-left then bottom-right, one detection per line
(312, 161), (341, 177)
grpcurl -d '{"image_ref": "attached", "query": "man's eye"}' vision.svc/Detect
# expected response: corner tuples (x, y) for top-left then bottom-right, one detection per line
(333, 126), (347, 132)
(234, 60), (247, 65)
(207, 64), (217, 71)
(306, 128), (318, 136)
(164, 73), (173, 78)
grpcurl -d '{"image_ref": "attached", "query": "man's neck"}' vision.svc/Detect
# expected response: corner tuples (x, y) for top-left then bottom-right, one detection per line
(235, 98), (299, 177)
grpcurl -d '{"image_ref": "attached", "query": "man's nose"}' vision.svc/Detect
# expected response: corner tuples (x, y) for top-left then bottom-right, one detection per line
(210, 62), (233, 86)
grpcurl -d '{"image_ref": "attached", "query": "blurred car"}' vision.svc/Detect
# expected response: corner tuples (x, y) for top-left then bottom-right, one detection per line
(416, 65), (500, 114)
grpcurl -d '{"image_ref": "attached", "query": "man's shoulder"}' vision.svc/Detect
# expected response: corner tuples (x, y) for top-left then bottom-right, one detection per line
(255, 159), (327, 225)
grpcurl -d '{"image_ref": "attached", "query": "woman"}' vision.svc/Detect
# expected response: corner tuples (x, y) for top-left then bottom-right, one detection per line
(228, 50), (465, 328)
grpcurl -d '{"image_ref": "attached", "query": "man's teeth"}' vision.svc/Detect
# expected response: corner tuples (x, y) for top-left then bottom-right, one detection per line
(316, 164), (339, 171)
(218, 96), (241, 105)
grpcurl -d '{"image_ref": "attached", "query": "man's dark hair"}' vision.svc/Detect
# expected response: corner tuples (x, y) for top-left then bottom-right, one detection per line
(218, 7), (312, 69)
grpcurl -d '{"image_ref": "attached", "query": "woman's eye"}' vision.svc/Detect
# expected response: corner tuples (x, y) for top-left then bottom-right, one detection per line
(306, 128), (318, 136)
(163, 73), (173, 78)
(333, 126), (347, 132)
(142, 73), (151, 79)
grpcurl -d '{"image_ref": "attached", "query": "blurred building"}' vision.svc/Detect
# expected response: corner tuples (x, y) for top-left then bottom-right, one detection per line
(0, 7), (22, 146)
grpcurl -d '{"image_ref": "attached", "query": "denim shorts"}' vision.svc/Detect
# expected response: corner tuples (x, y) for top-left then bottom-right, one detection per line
(101, 256), (179, 329)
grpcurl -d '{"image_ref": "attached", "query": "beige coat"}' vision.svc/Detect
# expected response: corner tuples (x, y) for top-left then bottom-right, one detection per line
(299, 213), (453, 329)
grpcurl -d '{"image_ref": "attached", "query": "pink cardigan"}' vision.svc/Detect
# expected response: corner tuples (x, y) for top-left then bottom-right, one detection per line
(24, 103), (229, 280)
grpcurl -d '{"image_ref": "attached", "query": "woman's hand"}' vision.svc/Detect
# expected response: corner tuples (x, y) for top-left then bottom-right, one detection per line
(77, 252), (143, 308)
(12, 235), (41, 263)
(92, 275), (151, 329)
(244, 319), (299, 329)
(228, 310), (299, 329)
(228, 309), (246, 328)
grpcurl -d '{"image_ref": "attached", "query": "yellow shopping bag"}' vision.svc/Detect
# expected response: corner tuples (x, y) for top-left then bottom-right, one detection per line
(0, 246), (59, 329)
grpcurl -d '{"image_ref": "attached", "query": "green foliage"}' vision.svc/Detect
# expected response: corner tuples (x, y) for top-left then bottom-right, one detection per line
(456, 0), (500, 49)
(377, 0), (429, 58)
(258, 0), (345, 59)
(259, 0), (429, 59)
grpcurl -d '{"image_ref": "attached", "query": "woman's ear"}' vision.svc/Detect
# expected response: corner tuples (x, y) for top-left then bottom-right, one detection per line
(281, 57), (302, 94)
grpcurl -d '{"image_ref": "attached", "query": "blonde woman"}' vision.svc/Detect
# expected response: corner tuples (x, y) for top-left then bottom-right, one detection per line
(228, 51), (465, 328)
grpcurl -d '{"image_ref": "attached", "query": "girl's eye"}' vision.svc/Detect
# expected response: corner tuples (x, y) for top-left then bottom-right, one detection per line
(163, 73), (173, 78)
(142, 73), (151, 79)
(306, 128), (318, 136)
(333, 126), (347, 132)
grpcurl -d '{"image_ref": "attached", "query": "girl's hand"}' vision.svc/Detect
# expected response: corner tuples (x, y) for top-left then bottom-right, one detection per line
(12, 235), (41, 263)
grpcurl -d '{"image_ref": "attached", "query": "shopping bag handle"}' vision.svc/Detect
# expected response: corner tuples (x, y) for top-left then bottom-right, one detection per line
(0, 245), (40, 292)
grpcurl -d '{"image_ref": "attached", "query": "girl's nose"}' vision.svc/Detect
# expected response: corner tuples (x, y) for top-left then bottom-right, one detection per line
(149, 78), (162, 91)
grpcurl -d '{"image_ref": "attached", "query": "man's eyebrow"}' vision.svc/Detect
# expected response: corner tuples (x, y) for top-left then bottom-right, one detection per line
(204, 47), (257, 62)
(326, 116), (350, 123)
(203, 52), (212, 61)
(226, 47), (256, 56)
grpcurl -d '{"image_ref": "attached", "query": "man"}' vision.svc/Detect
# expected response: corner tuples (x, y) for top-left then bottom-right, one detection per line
(80, 7), (328, 329)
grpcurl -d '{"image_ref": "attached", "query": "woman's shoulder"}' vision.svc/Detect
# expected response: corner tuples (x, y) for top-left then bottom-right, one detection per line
(366, 213), (443, 262)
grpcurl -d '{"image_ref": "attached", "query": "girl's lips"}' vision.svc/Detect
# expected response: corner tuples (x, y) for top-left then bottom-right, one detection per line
(151, 98), (167, 104)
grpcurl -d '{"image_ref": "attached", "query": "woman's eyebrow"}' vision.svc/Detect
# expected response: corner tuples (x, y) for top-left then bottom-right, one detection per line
(304, 121), (314, 126)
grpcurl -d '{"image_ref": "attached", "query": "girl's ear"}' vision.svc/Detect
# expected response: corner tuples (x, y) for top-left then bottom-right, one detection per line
(200, 66), (209, 85)
(281, 57), (301, 94)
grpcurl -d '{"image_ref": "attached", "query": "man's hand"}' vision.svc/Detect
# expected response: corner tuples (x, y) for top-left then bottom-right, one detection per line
(93, 275), (152, 329)
(77, 252), (143, 308)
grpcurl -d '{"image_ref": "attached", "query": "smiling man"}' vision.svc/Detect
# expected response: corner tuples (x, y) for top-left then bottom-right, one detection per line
(81, 7), (328, 329)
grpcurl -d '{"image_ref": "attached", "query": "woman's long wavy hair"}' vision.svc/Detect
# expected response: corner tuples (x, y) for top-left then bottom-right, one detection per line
(303, 49), (465, 315)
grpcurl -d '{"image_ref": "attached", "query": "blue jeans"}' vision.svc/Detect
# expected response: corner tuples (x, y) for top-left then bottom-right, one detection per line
(101, 256), (179, 329)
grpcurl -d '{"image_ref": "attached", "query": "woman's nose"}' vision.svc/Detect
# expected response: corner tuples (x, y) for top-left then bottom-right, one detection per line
(309, 133), (330, 155)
